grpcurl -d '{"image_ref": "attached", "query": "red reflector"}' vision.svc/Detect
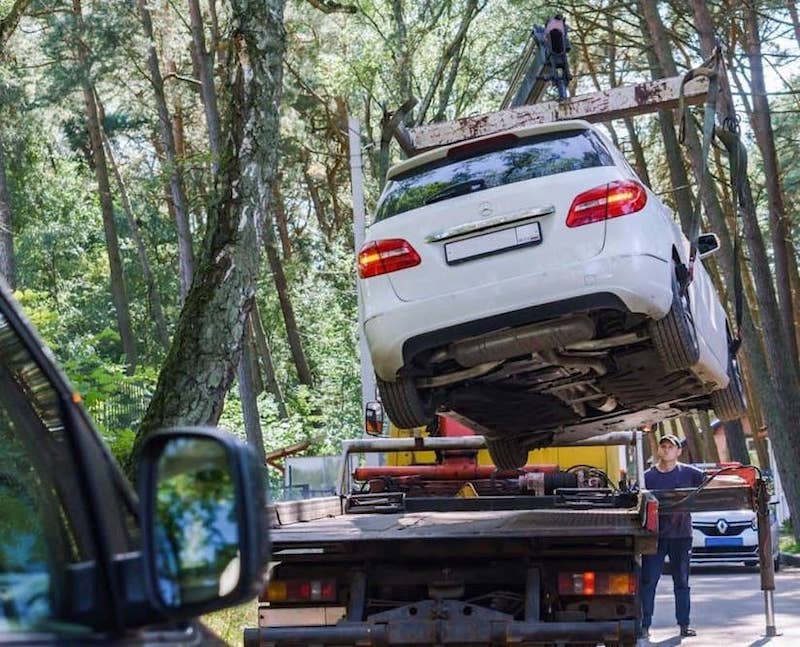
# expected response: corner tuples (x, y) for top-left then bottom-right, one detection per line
(566, 180), (647, 227)
(358, 239), (421, 278)
(583, 571), (596, 595)
(271, 579), (337, 603)
(645, 498), (659, 534)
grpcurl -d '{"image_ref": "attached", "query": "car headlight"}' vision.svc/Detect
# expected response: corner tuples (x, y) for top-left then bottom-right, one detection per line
(751, 517), (758, 531)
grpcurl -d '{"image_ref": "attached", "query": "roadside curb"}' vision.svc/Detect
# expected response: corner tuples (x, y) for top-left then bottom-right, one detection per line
(780, 552), (800, 567)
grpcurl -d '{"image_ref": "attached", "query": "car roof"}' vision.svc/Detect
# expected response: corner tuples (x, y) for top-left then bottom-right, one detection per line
(387, 119), (597, 181)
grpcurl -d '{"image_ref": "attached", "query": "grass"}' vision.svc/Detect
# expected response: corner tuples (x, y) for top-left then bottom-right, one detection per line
(202, 600), (257, 645)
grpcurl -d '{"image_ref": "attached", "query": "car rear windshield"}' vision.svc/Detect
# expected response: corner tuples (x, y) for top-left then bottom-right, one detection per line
(374, 129), (614, 222)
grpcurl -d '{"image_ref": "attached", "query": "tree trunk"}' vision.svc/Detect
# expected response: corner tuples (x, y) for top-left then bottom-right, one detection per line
(264, 209), (313, 386)
(272, 179), (292, 260)
(743, 2), (798, 363)
(130, 0), (286, 469)
(622, 117), (651, 188)
(724, 419), (751, 465)
(0, 133), (15, 289)
(689, 0), (800, 541)
(697, 411), (721, 463)
(238, 309), (267, 467)
(188, 0), (222, 162)
(73, 0), (137, 374)
(787, 0), (800, 49)
(100, 126), (170, 350)
(250, 300), (287, 418)
(679, 417), (701, 464)
(139, 0), (195, 301)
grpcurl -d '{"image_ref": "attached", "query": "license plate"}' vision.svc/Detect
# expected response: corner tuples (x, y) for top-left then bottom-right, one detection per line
(705, 536), (743, 547)
(445, 222), (542, 264)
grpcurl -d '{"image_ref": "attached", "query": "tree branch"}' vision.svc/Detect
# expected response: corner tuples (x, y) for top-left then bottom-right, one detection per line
(0, 0), (33, 45)
(303, 0), (357, 14)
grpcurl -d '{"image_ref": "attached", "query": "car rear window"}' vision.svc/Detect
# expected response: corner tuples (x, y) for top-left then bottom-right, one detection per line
(375, 129), (614, 222)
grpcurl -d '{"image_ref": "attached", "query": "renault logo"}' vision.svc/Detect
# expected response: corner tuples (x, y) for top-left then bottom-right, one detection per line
(716, 519), (729, 534)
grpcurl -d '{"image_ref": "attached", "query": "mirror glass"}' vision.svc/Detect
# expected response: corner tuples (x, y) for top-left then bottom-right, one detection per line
(153, 437), (241, 608)
(697, 233), (720, 257)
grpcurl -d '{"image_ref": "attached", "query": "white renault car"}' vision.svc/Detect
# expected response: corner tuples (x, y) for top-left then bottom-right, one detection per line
(358, 120), (745, 468)
(691, 507), (781, 570)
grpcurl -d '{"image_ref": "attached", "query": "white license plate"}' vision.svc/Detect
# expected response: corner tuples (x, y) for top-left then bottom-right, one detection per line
(445, 222), (542, 264)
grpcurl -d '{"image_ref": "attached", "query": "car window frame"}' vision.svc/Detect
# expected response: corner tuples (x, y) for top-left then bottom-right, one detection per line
(0, 282), (138, 635)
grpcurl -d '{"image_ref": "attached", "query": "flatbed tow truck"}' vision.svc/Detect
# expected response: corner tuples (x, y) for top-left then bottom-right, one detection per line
(244, 16), (778, 646)
(243, 419), (767, 647)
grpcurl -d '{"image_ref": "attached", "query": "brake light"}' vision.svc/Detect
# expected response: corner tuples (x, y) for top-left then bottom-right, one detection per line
(644, 498), (659, 534)
(566, 180), (647, 227)
(262, 578), (337, 603)
(358, 239), (421, 278)
(558, 571), (637, 595)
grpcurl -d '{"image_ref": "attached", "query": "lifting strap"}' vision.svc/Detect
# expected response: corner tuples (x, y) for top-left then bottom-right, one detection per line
(677, 47), (744, 355)
(677, 47), (722, 294)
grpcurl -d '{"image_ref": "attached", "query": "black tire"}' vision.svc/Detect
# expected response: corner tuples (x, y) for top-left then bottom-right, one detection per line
(376, 375), (434, 429)
(486, 437), (529, 470)
(711, 352), (747, 421)
(649, 273), (700, 372)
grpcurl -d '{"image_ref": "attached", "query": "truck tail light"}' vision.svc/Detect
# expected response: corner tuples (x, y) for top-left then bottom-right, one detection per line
(558, 571), (637, 596)
(644, 498), (659, 534)
(358, 239), (421, 278)
(262, 578), (337, 603)
(566, 180), (647, 227)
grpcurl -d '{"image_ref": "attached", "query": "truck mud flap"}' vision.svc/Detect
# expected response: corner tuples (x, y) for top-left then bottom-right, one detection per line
(245, 599), (636, 645)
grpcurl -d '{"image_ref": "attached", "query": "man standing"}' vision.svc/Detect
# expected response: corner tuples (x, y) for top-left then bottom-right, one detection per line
(640, 434), (705, 639)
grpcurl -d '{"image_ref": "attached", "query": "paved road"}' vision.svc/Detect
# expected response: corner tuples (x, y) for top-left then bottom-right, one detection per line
(644, 564), (800, 646)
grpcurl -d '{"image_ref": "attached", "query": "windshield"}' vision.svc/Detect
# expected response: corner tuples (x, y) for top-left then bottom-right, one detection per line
(0, 305), (95, 635)
(374, 129), (614, 222)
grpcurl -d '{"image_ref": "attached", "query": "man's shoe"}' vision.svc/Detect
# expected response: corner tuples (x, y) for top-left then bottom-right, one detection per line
(640, 627), (650, 640)
(680, 625), (697, 637)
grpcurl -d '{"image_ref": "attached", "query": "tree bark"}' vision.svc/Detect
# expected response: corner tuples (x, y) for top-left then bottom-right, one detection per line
(689, 0), (800, 541)
(264, 208), (314, 386)
(0, 133), (15, 289)
(272, 179), (292, 260)
(697, 411), (721, 463)
(130, 0), (286, 469)
(72, 0), (137, 374)
(743, 2), (798, 363)
(250, 300), (287, 418)
(138, 0), (195, 301)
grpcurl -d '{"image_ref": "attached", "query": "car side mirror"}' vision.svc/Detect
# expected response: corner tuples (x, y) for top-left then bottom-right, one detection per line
(365, 400), (385, 436)
(697, 233), (720, 259)
(138, 427), (269, 618)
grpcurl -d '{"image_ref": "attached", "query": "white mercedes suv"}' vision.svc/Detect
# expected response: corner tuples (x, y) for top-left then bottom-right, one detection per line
(358, 120), (745, 468)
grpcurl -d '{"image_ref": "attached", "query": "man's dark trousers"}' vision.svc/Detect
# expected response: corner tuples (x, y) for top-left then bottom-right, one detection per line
(640, 536), (693, 630)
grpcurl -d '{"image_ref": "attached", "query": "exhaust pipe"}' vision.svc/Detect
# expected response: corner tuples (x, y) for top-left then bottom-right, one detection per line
(433, 316), (595, 368)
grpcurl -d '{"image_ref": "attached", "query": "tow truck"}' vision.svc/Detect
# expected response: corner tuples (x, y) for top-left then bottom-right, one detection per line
(244, 16), (778, 645)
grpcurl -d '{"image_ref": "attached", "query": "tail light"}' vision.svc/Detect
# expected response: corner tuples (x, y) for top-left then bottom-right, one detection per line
(262, 578), (337, 603)
(358, 239), (421, 278)
(566, 180), (647, 227)
(558, 571), (637, 596)
(644, 497), (659, 534)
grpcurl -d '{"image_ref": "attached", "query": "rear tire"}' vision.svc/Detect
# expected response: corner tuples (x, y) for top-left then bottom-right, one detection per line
(486, 437), (529, 470)
(376, 375), (435, 429)
(711, 353), (747, 421)
(649, 273), (700, 372)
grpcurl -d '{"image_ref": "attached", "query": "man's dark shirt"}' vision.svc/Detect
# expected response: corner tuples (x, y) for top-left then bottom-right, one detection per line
(645, 463), (706, 538)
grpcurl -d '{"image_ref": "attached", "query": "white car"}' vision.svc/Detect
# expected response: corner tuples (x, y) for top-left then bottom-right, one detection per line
(358, 120), (745, 468)
(691, 507), (781, 570)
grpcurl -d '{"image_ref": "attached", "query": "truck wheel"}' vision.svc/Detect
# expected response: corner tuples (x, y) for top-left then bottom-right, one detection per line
(648, 273), (700, 372)
(376, 375), (435, 429)
(486, 437), (528, 470)
(710, 353), (747, 421)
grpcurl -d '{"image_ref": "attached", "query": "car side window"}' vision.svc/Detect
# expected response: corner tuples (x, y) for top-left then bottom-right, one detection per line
(375, 129), (614, 222)
(0, 308), (95, 635)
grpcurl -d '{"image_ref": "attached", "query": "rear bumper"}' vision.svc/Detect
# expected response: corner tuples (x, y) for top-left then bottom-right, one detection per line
(364, 252), (671, 380)
(245, 618), (637, 646)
